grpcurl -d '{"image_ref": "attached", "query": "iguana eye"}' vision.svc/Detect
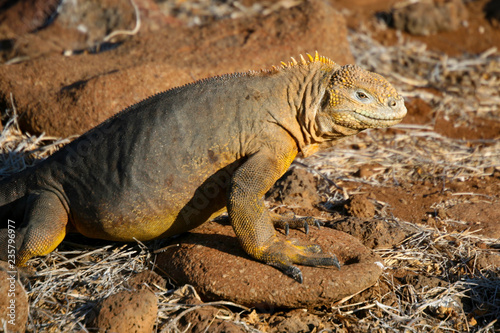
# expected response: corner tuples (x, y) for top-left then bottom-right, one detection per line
(356, 91), (369, 100)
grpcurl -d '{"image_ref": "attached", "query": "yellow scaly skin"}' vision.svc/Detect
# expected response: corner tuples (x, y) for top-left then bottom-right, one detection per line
(0, 52), (406, 283)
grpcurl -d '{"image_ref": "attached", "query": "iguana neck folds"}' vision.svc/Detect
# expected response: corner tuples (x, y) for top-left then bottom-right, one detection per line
(275, 54), (407, 156)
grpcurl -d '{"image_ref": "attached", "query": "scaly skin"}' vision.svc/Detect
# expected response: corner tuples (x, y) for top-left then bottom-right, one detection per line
(0, 52), (406, 283)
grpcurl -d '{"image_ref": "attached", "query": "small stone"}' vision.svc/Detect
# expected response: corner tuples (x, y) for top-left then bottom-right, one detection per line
(157, 221), (382, 308)
(92, 289), (158, 333)
(125, 270), (167, 292)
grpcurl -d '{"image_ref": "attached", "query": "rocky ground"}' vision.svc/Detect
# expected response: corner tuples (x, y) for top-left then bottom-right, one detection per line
(0, 0), (499, 332)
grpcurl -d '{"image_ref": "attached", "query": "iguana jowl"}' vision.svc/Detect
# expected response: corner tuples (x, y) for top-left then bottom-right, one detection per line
(0, 53), (406, 283)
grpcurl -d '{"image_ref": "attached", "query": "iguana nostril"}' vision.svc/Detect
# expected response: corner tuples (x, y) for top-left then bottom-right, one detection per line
(389, 99), (397, 107)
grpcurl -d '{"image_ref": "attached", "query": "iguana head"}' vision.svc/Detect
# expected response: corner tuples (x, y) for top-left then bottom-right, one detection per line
(316, 64), (407, 138)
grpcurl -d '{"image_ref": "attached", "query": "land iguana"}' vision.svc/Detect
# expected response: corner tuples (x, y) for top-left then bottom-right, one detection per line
(0, 53), (406, 283)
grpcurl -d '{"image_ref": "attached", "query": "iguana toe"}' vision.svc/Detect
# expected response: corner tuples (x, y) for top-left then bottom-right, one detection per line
(261, 239), (341, 283)
(292, 246), (341, 270)
(296, 242), (322, 253)
(282, 264), (304, 284)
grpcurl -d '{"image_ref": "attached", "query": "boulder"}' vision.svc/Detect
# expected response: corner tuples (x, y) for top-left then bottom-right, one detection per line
(157, 221), (383, 309)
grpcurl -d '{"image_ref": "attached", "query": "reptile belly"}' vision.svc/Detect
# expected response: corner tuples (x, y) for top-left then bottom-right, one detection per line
(68, 163), (235, 242)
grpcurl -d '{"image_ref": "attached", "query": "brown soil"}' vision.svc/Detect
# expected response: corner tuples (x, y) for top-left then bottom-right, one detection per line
(342, 178), (500, 237)
(332, 0), (500, 56)
(404, 97), (500, 140)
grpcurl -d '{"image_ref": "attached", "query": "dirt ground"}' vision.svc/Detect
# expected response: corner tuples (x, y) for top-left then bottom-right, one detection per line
(0, 0), (499, 332)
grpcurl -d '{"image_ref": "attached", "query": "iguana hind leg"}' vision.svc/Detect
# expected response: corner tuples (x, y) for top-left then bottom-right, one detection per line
(14, 191), (68, 266)
(228, 150), (340, 283)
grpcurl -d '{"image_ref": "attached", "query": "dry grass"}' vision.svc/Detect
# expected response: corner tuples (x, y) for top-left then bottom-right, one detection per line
(0, 94), (72, 179)
(1, 28), (499, 333)
(25, 243), (152, 331)
(305, 127), (499, 187)
(328, 227), (500, 332)
(153, 0), (303, 26)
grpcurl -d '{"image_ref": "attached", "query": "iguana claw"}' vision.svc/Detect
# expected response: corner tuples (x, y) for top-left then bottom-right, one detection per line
(263, 239), (341, 283)
(284, 265), (303, 284)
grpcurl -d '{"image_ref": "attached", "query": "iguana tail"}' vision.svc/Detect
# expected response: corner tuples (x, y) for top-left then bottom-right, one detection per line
(0, 172), (30, 262)
(0, 171), (29, 206)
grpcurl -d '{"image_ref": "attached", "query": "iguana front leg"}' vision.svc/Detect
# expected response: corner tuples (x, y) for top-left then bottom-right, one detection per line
(228, 149), (340, 283)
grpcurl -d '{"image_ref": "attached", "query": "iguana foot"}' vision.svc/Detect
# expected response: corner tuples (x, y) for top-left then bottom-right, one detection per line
(262, 238), (341, 283)
(271, 211), (322, 236)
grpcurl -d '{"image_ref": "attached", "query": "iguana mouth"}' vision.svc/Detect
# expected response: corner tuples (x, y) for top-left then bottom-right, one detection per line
(355, 114), (405, 128)
(332, 109), (406, 129)
(354, 106), (406, 120)
(351, 106), (407, 126)
(355, 112), (403, 121)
